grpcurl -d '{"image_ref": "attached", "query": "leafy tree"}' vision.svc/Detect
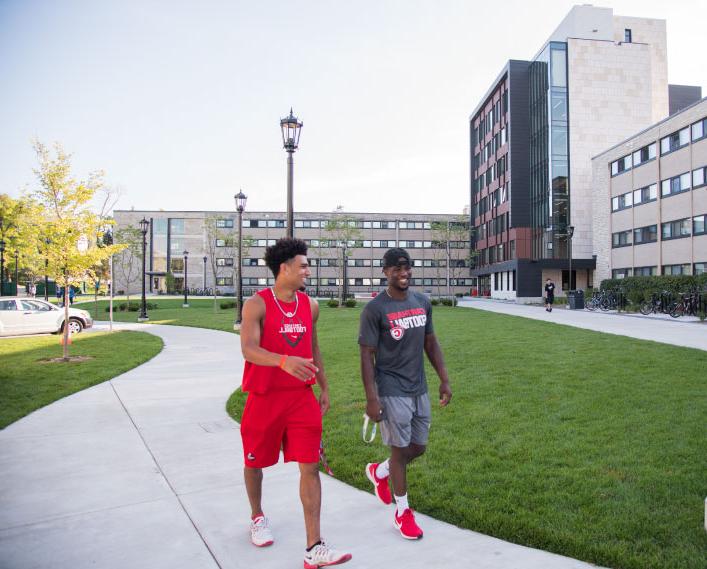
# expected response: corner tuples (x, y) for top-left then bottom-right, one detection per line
(430, 217), (471, 299)
(31, 141), (124, 360)
(323, 211), (363, 304)
(112, 225), (143, 305)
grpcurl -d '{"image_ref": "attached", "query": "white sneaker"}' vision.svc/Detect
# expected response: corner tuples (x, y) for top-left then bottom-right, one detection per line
(303, 540), (352, 568)
(249, 515), (274, 547)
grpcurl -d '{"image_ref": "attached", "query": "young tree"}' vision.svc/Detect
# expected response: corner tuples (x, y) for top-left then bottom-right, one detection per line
(31, 141), (124, 360)
(0, 194), (44, 293)
(430, 217), (471, 300)
(323, 211), (363, 304)
(112, 225), (143, 305)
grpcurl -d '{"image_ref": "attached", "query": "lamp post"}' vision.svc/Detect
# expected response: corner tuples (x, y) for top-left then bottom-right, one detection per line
(567, 225), (575, 293)
(341, 242), (349, 304)
(235, 190), (247, 327)
(0, 238), (5, 297)
(138, 217), (150, 322)
(14, 250), (19, 294)
(203, 255), (207, 289)
(44, 238), (50, 301)
(182, 250), (189, 308)
(280, 108), (303, 238)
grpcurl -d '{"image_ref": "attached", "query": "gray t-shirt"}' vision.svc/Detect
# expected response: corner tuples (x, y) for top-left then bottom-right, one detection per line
(358, 291), (434, 397)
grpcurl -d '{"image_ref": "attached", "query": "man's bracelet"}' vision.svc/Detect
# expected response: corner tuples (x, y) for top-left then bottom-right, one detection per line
(279, 354), (288, 369)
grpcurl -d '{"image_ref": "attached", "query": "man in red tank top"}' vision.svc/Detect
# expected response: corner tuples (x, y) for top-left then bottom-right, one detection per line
(239, 238), (351, 569)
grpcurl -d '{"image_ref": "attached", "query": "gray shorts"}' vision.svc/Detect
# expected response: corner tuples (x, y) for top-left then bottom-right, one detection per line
(379, 393), (431, 447)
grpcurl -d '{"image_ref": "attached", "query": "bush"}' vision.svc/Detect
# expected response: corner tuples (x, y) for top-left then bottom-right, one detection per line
(440, 297), (457, 307)
(431, 298), (440, 306)
(105, 301), (158, 312)
(220, 301), (236, 309)
(327, 299), (340, 308)
(344, 299), (357, 308)
(600, 274), (707, 308)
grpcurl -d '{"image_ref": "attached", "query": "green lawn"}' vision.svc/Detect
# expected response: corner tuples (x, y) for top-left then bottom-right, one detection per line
(228, 306), (706, 569)
(75, 297), (241, 332)
(0, 331), (163, 428)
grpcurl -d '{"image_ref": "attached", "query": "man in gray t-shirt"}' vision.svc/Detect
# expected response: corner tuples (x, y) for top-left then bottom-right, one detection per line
(358, 247), (452, 541)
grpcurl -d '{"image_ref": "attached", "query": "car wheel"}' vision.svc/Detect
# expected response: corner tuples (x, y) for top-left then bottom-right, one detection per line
(67, 318), (84, 334)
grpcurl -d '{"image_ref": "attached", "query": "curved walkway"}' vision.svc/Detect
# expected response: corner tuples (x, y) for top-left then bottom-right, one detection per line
(0, 323), (600, 569)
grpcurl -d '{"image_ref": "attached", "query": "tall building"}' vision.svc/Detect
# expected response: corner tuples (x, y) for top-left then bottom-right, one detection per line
(592, 98), (707, 281)
(113, 210), (473, 297)
(469, 5), (669, 301)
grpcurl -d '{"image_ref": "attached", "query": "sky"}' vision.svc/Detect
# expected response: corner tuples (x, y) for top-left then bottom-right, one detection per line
(1, 0), (705, 215)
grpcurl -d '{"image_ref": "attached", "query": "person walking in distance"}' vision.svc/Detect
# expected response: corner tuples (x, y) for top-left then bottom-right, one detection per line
(544, 278), (555, 312)
(239, 238), (351, 568)
(359, 247), (452, 540)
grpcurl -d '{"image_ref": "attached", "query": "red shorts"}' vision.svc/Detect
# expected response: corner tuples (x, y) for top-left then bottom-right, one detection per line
(240, 388), (322, 468)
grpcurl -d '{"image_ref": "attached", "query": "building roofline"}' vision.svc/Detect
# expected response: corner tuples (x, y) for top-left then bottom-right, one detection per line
(592, 96), (707, 159)
(113, 210), (466, 217)
(468, 61), (512, 121)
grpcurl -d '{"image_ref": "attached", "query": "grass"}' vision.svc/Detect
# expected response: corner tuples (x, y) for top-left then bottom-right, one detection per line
(0, 331), (163, 428)
(227, 306), (706, 569)
(75, 297), (241, 333)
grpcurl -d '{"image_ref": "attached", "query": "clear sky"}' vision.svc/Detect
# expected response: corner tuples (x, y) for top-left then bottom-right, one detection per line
(1, 0), (705, 215)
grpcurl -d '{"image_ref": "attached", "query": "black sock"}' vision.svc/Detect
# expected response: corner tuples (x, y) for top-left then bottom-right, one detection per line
(306, 541), (322, 552)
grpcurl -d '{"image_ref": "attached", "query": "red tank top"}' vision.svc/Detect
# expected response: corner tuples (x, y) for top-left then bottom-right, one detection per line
(241, 288), (315, 394)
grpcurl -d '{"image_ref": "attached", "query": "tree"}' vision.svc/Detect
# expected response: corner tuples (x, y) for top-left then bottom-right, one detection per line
(0, 194), (44, 292)
(112, 225), (143, 305)
(430, 217), (471, 299)
(323, 210), (363, 304)
(31, 141), (124, 360)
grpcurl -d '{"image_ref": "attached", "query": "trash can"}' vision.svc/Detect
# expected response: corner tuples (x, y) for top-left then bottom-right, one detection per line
(568, 290), (584, 310)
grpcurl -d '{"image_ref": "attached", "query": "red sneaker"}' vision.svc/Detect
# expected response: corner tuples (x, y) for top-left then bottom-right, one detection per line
(394, 508), (423, 540)
(365, 463), (392, 505)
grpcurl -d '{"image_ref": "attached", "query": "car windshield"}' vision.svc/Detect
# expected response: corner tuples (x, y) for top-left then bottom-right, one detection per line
(22, 300), (54, 311)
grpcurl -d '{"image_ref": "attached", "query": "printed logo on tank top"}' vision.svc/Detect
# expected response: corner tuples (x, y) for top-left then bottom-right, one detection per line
(386, 308), (426, 341)
(278, 316), (308, 347)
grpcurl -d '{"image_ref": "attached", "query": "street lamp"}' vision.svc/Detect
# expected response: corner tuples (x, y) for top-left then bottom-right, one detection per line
(567, 225), (575, 294)
(203, 255), (207, 289)
(138, 217), (150, 322)
(14, 250), (19, 294)
(235, 190), (247, 326)
(0, 238), (5, 297)
(182, 250), (189, 307)
(280, 108), (303, 238)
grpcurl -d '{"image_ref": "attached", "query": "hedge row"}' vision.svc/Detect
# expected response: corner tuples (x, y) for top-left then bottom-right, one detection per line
(104, 301), (158, 312)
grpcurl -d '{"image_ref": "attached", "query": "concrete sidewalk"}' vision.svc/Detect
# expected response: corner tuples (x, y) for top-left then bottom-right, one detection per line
(0, 322), (604, 569)
(458, 298), (707, 351)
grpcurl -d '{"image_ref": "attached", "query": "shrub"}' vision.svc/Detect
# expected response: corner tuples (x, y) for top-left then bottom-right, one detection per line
(600, 274), (707, 309)
(344, 299), (357, 308)
(431, 298), (440, 306)
(327, 299), (340, 308)
(106, 301), (158, 312)
(440, 297), (457, 307)
(220, 301), (236, 310)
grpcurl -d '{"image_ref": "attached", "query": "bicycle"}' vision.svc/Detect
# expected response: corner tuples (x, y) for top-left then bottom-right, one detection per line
(669, 290), (700, 318)
(639, 291), (673, 315)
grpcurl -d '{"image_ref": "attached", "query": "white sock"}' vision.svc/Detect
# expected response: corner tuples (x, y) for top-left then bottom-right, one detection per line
(395, 493), (409, 515)
(375, 459), (390, 479)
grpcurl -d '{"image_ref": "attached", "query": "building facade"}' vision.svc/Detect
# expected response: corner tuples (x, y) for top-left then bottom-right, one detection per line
(592, 98), (707, 282)
(113, 210), (472, 297)
(469, 5), (670, 301)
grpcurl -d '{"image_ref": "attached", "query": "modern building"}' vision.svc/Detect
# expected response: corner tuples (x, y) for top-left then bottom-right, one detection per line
(112, 210), (473, 297)
(592, 98), (707, 281)
(469, 4), (672, 301)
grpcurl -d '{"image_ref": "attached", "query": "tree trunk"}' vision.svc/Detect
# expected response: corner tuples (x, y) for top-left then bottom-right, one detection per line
(62, 287), (70, 360)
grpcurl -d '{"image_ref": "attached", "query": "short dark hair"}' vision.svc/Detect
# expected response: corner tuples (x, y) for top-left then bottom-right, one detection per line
(383, 247), (411, 268)
(264, 238), (308, 278)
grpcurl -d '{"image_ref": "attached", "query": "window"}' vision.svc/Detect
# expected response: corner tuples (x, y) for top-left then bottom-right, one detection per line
(215, 219), (233, 228)
(662, 264), (691, 276)
(611, 192), (633, 211)
(215, 238), (234, 247)
(624, 28), (632, 43)
(693, 166), (706, 188)
(216, 277), (234, 286)
(661, 173), (691, 197)
(633, 225), (657, 244)
(610, 154), (632, 176)
(633, 184), (657, 205)
(693, 214), (706, 235)
(694, 262), (706, 275)
(660, 127), (690, 154)
(217, 258), (234, 266)
(634, 266), (657, 276)
(612, 231), (632, 248)
(632, 143), (656, 167)
(0, 300), (17, 311)
(691, 118), (706, 141)
(170, 258), (184, 272)
(612, 268), (632, 279)
(661, 218), (691, 240)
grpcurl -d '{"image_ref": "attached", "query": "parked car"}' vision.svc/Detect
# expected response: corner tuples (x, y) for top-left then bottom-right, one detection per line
(0, 297), (93, 337)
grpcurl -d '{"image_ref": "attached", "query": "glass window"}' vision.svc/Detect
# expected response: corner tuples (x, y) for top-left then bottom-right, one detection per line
(612, 268), (632, 279)
(624, 28), (632, 42)
(693, 167), (706, 188)
(662, 264), (691, 276)
(634, 266), (657, 276)
(612, 231), (631, 247)
(692, 118), (705, 141)
(694, 262), (706, 275)
(0, 300), (17, 311)
(551, 48), (567, 87)
(693, 215), (706, 235)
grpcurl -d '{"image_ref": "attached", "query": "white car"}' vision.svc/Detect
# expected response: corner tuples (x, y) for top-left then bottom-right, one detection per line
(0, 297), (93, 337)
